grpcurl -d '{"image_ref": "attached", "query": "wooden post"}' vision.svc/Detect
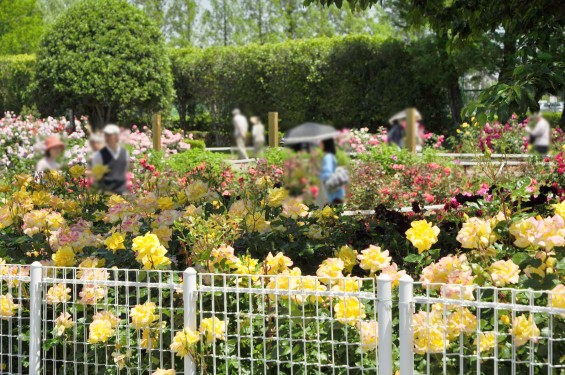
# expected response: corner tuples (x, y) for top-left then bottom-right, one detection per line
(268, 112), (279, 147)
(152, 113), (162, 151)
(405, 108), (417, 154)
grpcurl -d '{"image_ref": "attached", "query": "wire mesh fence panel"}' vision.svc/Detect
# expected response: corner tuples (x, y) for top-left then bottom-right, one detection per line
(0, 264), (30, 375)
(196, 273), (379, 375)
(39, 266), (185, 375)
(410, 282), (565, 375)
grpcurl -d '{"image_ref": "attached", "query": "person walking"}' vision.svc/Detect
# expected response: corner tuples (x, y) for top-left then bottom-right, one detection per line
(91, 124), (129, 195)
(318, 138), (346, 206)
(527, 113), (550, 154)
(250, 116), (265, 158)
(232, 109), (249, 159)
(387, 119), (405, 148)
(36, 135), (65, 173)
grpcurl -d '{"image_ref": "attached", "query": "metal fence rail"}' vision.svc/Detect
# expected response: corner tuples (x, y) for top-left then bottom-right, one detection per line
(0, 263), (564, 374)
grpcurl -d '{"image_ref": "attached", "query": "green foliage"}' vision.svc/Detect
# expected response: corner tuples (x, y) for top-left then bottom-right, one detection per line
(171, 35), (450, 133)
(33, 0), (173, 127)
(186, 139), (206, 150)
(263, 147), (294, 166)
(165, 149), (228, 174)
(544, 112), (563, 128)
(0, 0), (44, 55)
(0, 55), (35, 113)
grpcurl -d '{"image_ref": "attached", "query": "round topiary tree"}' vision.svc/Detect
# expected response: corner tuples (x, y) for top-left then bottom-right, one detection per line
(34, 0), (173, 128)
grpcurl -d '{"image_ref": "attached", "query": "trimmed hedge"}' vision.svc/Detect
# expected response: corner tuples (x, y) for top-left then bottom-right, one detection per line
(171, 35), (451, 133)
(0, 55), (35, 114)
(0, 35), (451, 132)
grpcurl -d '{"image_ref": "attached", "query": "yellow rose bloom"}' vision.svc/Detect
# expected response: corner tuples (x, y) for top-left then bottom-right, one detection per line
(185, 180), (209, 202)
(293, 276), (326, 305)
(500, 314), (511, 325)
(200, 316), (226, 343)
(232, 255), (260, 276)
(488, 259), (520, 287)
(381, 263), (407, 288)
(245, 212), (271, 233)
(552, 201), (565, 219)
(104, 232), (126, 252)
(475, 332), (496, 353)
(52, 246), (76, 267)
(413, 310), (446, 354)
(334, 297), (366, 326)
(209, 244), (238, 272)
(446, 308), (477, 340)
(331, 277), (361, 294)
(316, 258), (345, 284)
(281, 197), (309, 219)
(0, 294), (19, 319)
(132, 233), (172, 270)
(549, 284), (565, 312)
(69, 165), (86, 179)
(266, 267), (302, 302)
(130, 302), (158, 330)
(152, 369), (176, 375)
(357, 245), (391, 275)
(511, 314), (540, 347)
(46, 283), (71, 305)
(91, 164), (110, 181)
(264, 252), (293, 275)
(170, 328), (200, 357)
(88, 311), (120, 344)
(266, 188), (289, 208)
(406, 220), (440, 253)
(55, 312), (74, 336)
(336, 246), (358, 274)
(357, 320), (378, 352)
(157, 197), (175, 211)
(457, 217), (497, 250)
(31, 191), (52, 206)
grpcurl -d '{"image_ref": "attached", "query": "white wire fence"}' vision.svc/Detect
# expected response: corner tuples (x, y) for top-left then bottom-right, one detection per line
(0, 263), (564, 374)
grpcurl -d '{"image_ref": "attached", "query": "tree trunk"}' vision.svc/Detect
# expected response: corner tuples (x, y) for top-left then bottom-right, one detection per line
(447, 78), (463, 125)
(499, 33), (517, 84)
(178, 104), (188, 131)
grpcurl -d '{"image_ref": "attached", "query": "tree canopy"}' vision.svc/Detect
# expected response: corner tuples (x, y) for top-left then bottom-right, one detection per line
(0, 0), (44, 55)
(34, 0), (173, 128)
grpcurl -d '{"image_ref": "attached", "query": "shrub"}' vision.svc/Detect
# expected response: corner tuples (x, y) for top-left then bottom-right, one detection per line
(165, 149), (227, 174)
(0, 55), (35, 114)
(186, 139), (206, 150)
(34, 0), (173, 128)
(263, 147), (294, 166)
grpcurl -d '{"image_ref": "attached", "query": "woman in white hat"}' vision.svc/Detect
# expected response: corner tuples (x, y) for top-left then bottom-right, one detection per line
(90, 124), (129, 194)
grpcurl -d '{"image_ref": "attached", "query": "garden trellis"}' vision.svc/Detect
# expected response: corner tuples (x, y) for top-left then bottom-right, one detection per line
(0, 263), (563, 374)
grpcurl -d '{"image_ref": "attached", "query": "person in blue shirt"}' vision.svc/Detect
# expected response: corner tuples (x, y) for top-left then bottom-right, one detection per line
(319, 138), (345, 205)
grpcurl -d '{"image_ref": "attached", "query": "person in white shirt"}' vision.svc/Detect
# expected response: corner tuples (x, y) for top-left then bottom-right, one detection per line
(527, 113), (550, 154)
(250, 116), (265, 158)
(36, 135), (65, 173)
(232, 108), (249, 159)
(91, 124), (129, 194)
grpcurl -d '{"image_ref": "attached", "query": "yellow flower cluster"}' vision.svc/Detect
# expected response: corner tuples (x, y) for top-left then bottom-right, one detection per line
(474, 332), (496, 353)
(170, 328), (200, 358)
(357, 245), (391, 275)
(456, 217), (498, 250)
(405, 220), (440, 253)
(336, 246), (358, 274)
(52, 246), (76, 267)
(46, 283), (71, 305)
(132, 233), (171, 270)
(511, 314), (540, 347)
(266, 188), (289, 208)
(88, 311), (120, 344)
(130, 302), (158, 330)
(264, 252), (293, 275)
(510, 215), (565, 250)
(104, 232), (126, 252)
(316, 258), (345, 283)
(201, 316), (226, 343)
(334, 297), (366, 326)
(0, 294), (19, 319)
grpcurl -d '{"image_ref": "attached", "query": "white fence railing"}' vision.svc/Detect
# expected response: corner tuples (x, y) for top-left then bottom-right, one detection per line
(0, 263), (563, 374)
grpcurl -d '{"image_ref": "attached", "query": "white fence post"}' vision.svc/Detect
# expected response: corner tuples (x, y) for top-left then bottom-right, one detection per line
(399, 275), (414, 375)
(29, 261), (42, 375)
(377, 274), (392, 375)
(183, 267), (197, 375)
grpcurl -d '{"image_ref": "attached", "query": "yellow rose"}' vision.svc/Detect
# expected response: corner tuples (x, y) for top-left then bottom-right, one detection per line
(293, 276), (326, 305)
(334, 297), (366, 326)
(316, 258), (345, 284)
(200, 317), (226, 343)
(46, 283), (71, 305)
(52, 246), (76, 267)
(475, 332), (496, 353)
(456, 217), (497, 250)
(157, 197), (175, 211)
(132, 233), (171, 270)
(266, 267), (302, 302)
(264, 252), (293, 275)
(91, 164), (110, 181)
(0, 294), (19, 319)
(170, 328), (200, 357)
(413, 310), (446, 354)
(446, 308), (477, 340)
(336, 246), (358, 274)
(130, 302), (158, 330)
(381, 263), (407, 288)
(281, 197), (309, 219)
(152, 369), (176, 375)
(549, 284), (565, 312)
(552, 200), (565, 219)
(104, 232), (126, 252)
(88, 311), (119, 344)
(406, 220), (440, 253)
(488, 259), (520, 287)
(266, 188), (289, 207)
(500, 314), (511, 325)
(69, 165), (86, 179)
(357, 320), (378, 352)
(357, 245), (391, 275)
(511, 314), (540, 347)
(245, 212), (270, 233)
(185, 180), (209, 202)
(55, 312), (74, 336)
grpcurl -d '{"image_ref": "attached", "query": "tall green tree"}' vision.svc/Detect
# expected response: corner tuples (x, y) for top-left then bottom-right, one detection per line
(0, 0), (44, 54)
(165, 0), (197, 47)
(199, 0), (247, 46)
(38, 0), (79, 23)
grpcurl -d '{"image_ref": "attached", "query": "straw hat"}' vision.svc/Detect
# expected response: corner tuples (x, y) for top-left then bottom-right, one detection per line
(44, 135), (65, 151)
